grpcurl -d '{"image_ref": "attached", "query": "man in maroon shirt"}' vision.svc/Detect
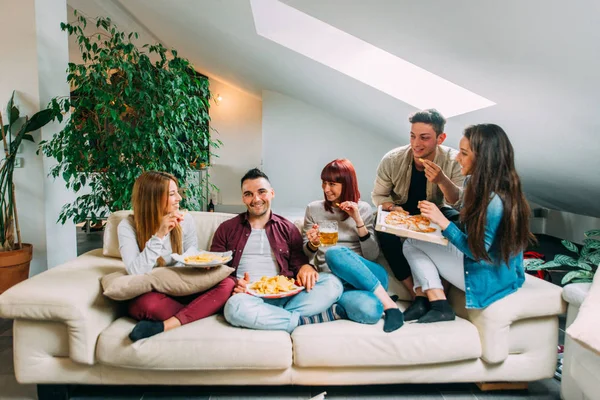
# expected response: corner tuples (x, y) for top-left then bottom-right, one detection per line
(213, 169), (344, 332)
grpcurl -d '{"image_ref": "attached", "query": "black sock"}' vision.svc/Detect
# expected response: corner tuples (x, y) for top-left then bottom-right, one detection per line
(383, 308), (404, 332)
(129, 320), (164, 342)
(403, 296), (430, 321)
(417, 299), (455, 323)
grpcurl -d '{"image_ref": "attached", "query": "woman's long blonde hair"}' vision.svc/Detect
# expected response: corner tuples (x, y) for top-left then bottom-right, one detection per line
(131, 171), (183, 266)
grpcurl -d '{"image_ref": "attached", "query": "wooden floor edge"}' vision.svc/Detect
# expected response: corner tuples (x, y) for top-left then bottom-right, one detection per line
(476, 382), (529, 391)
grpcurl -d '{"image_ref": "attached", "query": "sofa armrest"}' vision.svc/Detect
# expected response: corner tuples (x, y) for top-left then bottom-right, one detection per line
(0, 249), (125, 365)
(449, 274), (566, 364)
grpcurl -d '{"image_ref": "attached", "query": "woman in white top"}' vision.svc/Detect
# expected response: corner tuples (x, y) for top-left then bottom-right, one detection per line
(303, 159), (404, 332)
(118, 171), (235, 341)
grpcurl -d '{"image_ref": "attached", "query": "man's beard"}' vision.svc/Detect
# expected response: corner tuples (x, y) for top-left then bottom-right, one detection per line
(248, 203), (268, 217)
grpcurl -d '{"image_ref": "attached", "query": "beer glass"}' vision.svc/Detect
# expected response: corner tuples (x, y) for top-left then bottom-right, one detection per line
(319, 221), (338, 246)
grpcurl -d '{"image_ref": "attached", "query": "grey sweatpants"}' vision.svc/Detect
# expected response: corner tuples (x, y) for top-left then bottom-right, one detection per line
(402, 239), (465, 293)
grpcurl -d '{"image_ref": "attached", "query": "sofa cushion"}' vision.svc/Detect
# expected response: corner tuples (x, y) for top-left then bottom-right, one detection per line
(567, 270), (600, 356)
(101, 265), (234, 300)
(97, 316), (292, 370)
(103, 211), (236, 258)
(291, 312), (482, 367)
(458, 274), (565, 364)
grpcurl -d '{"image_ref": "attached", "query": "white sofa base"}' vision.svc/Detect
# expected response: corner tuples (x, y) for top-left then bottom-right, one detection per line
(561, 301), (600, 400)
(13, 316), (558, 386)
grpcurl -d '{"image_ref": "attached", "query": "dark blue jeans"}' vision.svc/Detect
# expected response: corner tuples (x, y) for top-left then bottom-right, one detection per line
(325, 246), (389, 324)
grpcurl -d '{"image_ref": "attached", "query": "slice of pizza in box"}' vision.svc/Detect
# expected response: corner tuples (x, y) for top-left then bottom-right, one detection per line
(375, 205), (448, 246)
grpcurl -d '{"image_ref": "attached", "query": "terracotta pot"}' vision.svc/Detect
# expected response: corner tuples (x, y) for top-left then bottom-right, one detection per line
(0, 243), (32, 294)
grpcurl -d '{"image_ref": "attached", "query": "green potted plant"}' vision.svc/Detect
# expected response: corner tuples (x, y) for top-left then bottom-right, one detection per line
(40, 12), (219, 224)
(526, 229), (600, 285)
(0, 91), (54, 293)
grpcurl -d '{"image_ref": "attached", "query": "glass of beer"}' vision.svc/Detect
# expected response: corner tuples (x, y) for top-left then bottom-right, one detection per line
(319, 221), (338, 247)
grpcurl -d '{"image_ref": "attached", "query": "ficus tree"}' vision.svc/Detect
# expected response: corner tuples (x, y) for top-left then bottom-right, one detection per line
(40, 12), (218, 224)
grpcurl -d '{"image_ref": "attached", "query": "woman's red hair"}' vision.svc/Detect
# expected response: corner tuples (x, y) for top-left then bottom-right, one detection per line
(321, 159), (360, 220)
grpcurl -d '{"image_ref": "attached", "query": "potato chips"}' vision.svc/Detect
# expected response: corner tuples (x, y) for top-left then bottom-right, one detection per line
(184, 253), (229, 264)
(249, 275), (298, 295)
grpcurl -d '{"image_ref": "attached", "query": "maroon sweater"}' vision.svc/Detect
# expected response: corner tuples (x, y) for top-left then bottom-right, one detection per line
(210, 212), (309, 278)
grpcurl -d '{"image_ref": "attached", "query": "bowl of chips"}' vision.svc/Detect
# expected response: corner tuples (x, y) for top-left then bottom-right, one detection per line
(246, 275), (304, 299)
(171, 250), (232, 268)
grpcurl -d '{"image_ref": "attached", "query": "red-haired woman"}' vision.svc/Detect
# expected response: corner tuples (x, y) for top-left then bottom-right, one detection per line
(303, 159), (404, 332)
(118, 171), (235, 341)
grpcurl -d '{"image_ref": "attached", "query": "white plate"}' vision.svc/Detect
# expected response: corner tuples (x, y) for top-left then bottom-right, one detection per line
(374, 206), (448, 246)
(171, 250), (233, 268)
(246, 286), (305, 299)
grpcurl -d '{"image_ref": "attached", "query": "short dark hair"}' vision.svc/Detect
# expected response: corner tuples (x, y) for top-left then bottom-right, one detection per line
(408, 109), (446, 136)
(241, 168), (270, 187)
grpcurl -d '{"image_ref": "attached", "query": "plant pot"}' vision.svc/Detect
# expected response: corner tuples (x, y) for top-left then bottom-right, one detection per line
(0, 243), (32, 294)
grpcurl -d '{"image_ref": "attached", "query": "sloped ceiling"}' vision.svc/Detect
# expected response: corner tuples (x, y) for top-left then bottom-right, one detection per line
(67, 0), (600, 217)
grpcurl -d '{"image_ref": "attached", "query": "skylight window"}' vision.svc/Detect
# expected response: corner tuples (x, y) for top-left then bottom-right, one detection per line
(250, 0), (495, 117)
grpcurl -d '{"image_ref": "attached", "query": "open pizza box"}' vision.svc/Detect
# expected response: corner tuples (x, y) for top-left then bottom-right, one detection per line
(375, 205), (448, 246)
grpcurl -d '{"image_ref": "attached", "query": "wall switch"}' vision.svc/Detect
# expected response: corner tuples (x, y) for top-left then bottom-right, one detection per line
(14, 157), (23, 168)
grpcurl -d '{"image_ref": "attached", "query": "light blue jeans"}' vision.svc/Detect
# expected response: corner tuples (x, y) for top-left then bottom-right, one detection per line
(325, 246), (389, 324)
(224, 272), (343, 333)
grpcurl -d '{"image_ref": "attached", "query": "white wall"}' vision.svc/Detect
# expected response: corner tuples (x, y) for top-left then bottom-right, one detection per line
(262, 90), (400, 211)
(208, 79), (262, 206)
(544, 211), (600, 244)
(530, 203), (600, 244)
(0, 0), (46, 275)
(0, 0), (75, 275)
(36, 0), (77, 269)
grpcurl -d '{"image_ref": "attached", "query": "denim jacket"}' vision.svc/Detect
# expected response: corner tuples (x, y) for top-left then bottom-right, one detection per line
(442, 194), (525, 309)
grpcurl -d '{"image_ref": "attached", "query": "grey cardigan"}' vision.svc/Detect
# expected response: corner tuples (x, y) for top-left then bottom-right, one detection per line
(302, 200), (379, 273)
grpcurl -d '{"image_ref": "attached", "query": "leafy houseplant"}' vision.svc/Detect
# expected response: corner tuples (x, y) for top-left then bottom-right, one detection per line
(525, 229), (600, 285)
(0, 91), (54, 293)
(40, 13), (219, 224)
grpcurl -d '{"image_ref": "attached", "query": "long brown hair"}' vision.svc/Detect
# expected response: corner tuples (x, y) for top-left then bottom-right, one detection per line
(131, 171), (183, 266)
(321, 159), (360, 221)
(460, 124), (535, 264)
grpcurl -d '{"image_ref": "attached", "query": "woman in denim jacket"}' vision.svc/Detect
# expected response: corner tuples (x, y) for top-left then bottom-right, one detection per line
(402, 124), (534, 323)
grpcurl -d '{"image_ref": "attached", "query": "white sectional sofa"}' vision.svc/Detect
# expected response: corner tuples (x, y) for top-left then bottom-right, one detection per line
(0, 211), (566, 399)
(561, 279), (600, 400)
